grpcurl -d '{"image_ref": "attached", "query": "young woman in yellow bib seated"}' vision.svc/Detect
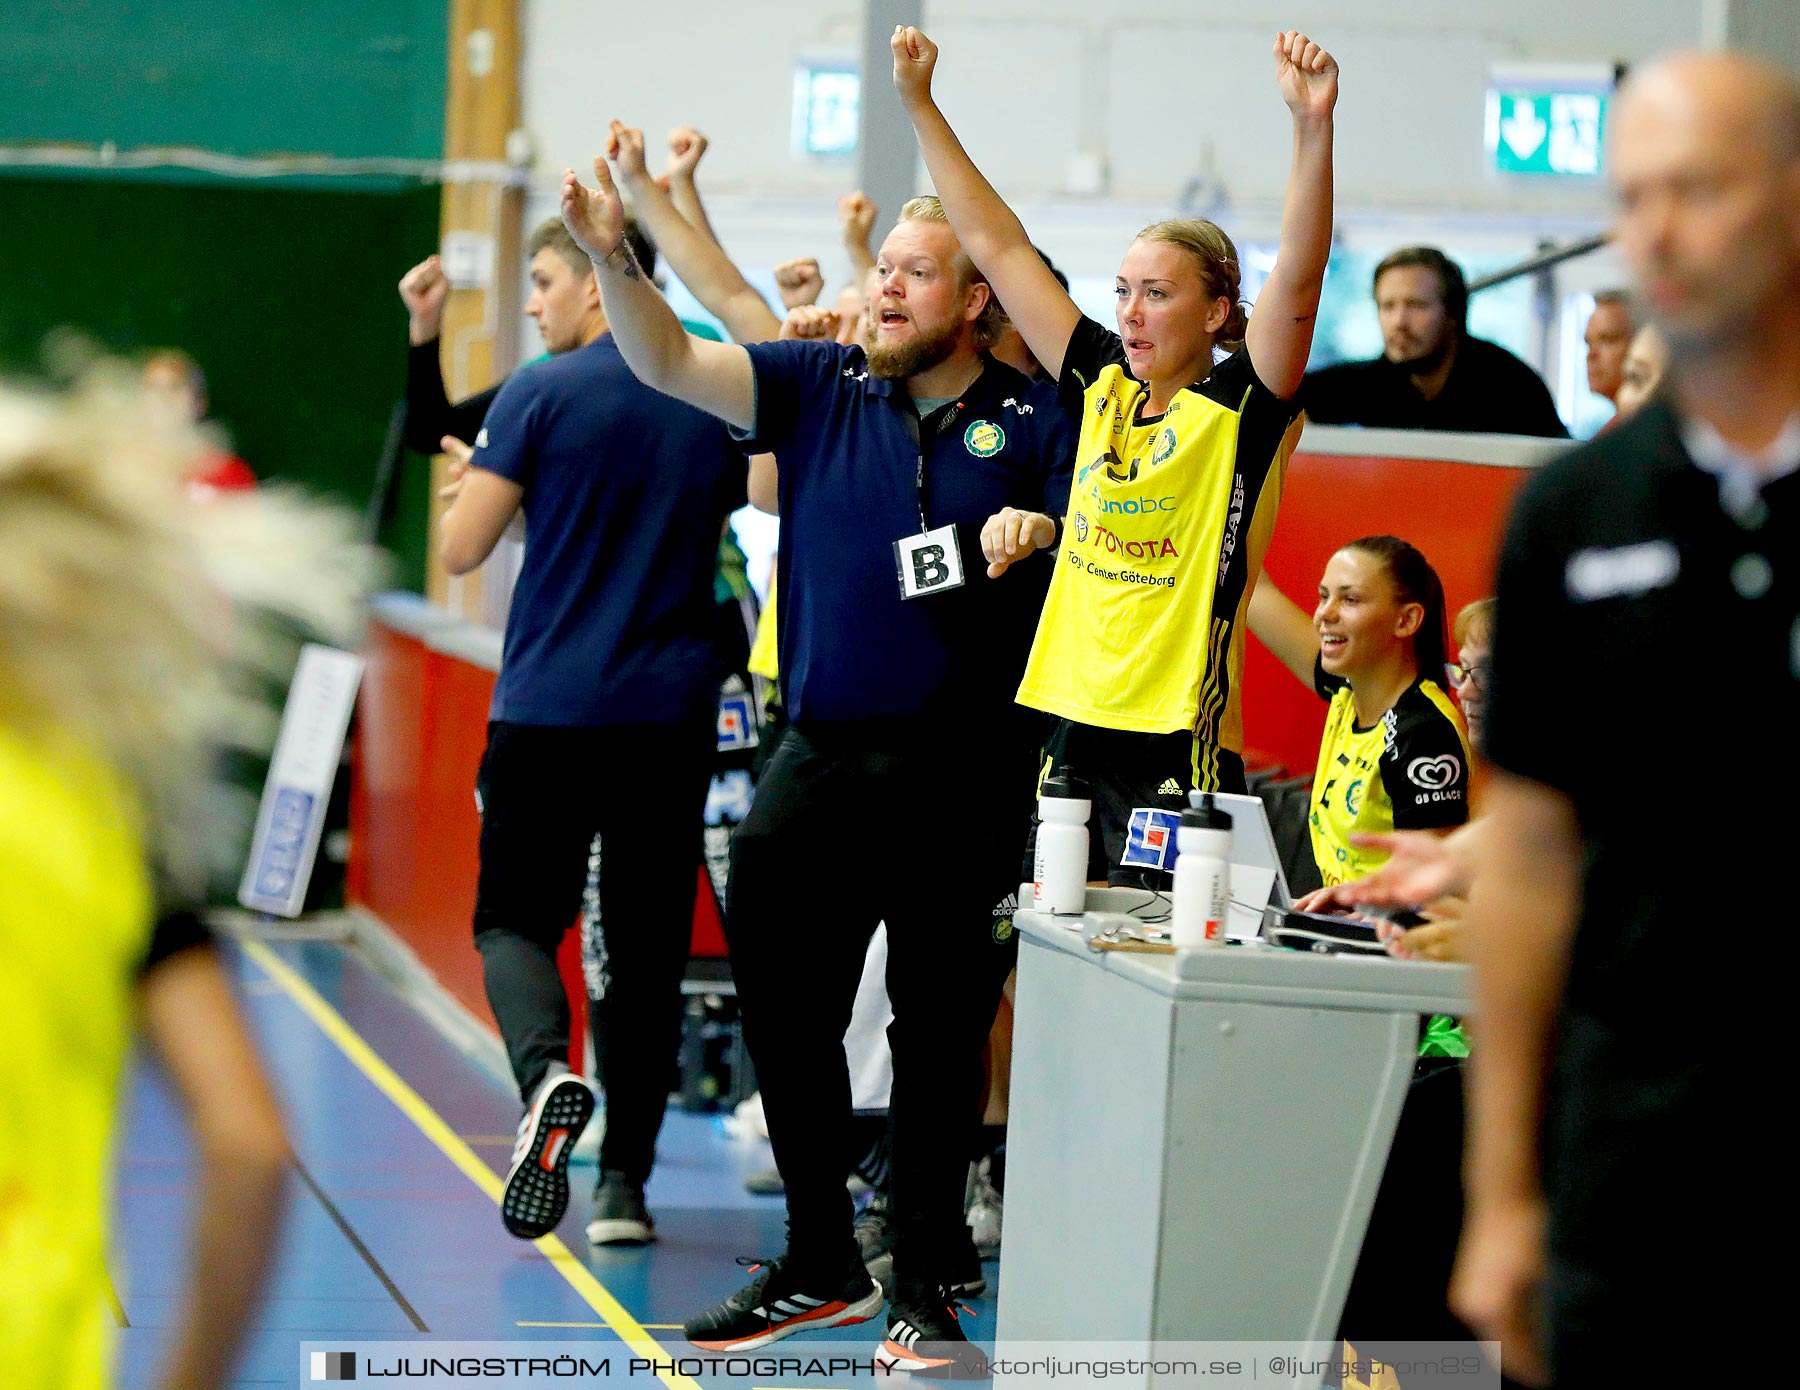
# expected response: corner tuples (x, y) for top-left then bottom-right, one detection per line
(1248, 536), (1474, 886)
(893, 26), (1337, 886)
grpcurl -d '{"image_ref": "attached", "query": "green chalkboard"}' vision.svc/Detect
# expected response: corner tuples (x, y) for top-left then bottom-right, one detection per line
(0, 176), (443, 591)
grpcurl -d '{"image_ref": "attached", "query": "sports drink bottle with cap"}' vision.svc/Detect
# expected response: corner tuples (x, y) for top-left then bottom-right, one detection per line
(1033, 771), (1091, 917)
(1173, 793), (1233, 948)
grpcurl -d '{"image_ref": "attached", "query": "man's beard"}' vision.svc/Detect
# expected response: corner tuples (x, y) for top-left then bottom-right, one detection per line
(1387, 330), (1454, 375)
(865, 313), (961, 379)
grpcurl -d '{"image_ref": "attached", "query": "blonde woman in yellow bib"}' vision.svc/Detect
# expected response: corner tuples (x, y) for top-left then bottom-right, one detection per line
(894, 26), (1336, 884)
(1249, 536), (1473, 890)
(1, 375), (367, 1390)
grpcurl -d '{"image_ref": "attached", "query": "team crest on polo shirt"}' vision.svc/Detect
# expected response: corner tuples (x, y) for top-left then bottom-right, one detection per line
(964, 420), (1005, 458)
(1152, 427), (1178, 466)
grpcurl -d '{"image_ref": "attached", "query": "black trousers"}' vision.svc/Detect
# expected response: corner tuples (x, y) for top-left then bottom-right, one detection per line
(472, 719), (713, 1183)
(727, 723), (1032, 1291)
(1336, 1060), (1471, 1347)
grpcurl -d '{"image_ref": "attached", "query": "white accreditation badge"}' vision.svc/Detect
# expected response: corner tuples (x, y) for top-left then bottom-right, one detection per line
(894, 523), (966, 600)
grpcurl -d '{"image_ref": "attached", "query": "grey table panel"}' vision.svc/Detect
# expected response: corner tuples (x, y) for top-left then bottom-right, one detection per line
(1000, 907), (1473, 1389)
(1021, 893), (1471, 1015)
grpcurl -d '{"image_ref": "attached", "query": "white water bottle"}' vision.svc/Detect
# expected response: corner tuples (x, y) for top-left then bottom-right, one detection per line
(1173, 793), (1233, 948)
(1033, 772), (1091, 916)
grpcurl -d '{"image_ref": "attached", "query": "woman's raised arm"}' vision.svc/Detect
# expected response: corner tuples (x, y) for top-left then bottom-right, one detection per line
(1243, 30), (1338, 400)
(892, 26), (1081, 382)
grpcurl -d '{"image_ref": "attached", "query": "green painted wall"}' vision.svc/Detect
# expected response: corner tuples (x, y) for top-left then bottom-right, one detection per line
(0, 177), (442, 590)
(1, 2), (454, 591)
(1, 0), (447, 160)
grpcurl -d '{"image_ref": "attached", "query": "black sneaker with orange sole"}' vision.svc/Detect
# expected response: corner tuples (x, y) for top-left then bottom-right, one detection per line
(684, 1252), (884, 1352)
(880, 1285), (991, 1380)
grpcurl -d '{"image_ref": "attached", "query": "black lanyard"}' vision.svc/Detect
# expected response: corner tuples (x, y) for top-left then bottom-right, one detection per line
(898, 398), (967, 533)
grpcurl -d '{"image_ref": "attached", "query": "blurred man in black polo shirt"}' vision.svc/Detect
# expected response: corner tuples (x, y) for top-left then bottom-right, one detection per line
(1303, 246), (1568, 437)
(1451, 51), (1800, 1387)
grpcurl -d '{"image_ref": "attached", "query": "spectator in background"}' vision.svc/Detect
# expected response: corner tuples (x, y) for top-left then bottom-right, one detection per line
(1445, 597), (1495, 751)
(1302, 247), (1569, 437)
(141, 348), (258, 497)
(1613, 322), (1670, 418)
(1583, 288), (1635, 412)
(1451, 51), (1800, 1385)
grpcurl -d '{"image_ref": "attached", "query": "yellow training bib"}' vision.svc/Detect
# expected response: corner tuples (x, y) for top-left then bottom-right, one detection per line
(0, 728), (151, 1390)
(1308, 677), (1472, 886)
(1018, 326), (1300, 755)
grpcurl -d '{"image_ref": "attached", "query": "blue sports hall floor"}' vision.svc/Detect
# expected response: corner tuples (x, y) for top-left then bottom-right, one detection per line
(113, 931), (998, 1388)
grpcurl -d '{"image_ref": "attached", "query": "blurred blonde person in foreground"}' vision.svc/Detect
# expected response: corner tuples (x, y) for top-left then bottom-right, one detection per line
(0, 368), (374, 1390)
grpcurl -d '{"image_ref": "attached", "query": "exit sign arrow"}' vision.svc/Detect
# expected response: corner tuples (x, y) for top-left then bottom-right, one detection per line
(1501, 96), (1548, 159)
(1489, 64), (1612, 178)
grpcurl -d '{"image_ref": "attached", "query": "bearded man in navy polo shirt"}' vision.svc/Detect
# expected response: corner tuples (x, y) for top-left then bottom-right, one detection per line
(438, 219), (747, 1250)
(560, 158), (1073, 1374)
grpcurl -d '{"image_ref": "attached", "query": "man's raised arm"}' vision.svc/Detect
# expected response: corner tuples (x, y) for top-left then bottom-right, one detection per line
(561, 157), (756, 432)
(662, 125), (721, 248)
(608, 122), (782, 346)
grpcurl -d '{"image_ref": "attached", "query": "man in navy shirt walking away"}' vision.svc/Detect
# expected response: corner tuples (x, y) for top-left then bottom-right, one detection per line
(560, 159), (1074, 1376)
(439, 217), (747, 1248)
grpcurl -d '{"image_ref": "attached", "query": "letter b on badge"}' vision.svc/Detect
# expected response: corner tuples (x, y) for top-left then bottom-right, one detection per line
(895, 523), (965, 600)
(914, 545), (948, 586)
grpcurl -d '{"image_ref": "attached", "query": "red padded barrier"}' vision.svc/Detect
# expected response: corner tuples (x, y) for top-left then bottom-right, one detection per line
(349, 615), (728, 1065)
(1241, 445), (1532, 780)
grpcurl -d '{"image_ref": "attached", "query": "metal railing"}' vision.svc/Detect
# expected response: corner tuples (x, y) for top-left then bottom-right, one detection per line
(1467, 232), (1613, 394)
(1468, 233), (1610, 294)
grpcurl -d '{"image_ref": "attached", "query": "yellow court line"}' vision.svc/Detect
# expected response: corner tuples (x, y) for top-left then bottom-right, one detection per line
(517, 1321), (618, 1329)
(241, 938), (701, 1390)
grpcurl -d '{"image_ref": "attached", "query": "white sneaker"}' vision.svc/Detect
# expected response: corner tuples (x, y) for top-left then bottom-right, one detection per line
(965, 1156), (1003, 1258)
(501, 1070), (594, 1239)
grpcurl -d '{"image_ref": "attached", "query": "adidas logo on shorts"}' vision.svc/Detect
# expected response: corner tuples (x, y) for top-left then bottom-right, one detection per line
(1157, 778), (1182, 796)
(992, 892), (1018, 943)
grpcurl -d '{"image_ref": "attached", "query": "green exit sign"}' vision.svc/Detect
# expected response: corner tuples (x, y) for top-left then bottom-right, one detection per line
(1486, 64), (1617, 178)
